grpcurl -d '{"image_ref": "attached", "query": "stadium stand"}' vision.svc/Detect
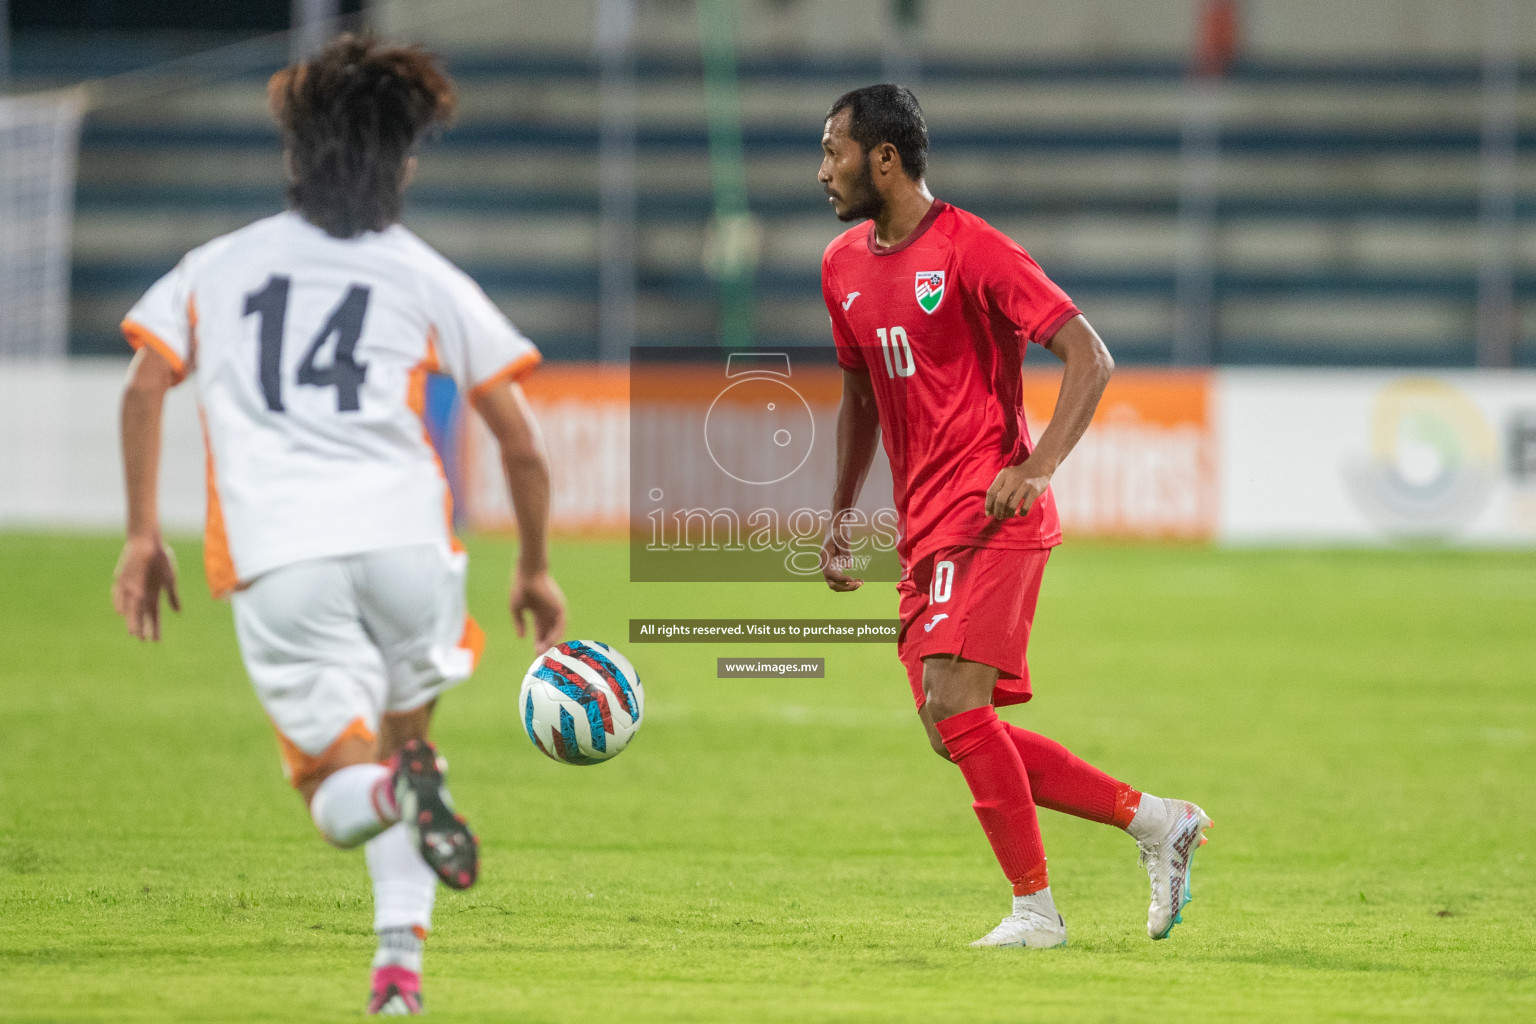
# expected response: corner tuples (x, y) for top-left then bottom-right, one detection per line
(12, 36), (1536, 365)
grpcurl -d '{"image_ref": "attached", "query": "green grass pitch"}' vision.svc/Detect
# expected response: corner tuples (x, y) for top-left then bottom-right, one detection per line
(1, 533), (1533, 1021)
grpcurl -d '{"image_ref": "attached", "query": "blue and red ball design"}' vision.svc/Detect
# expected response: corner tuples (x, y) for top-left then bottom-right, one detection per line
(520, 640), (644, 765)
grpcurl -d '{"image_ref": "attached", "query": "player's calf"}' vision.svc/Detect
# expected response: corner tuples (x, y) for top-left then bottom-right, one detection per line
(364, 822), (439, 1015)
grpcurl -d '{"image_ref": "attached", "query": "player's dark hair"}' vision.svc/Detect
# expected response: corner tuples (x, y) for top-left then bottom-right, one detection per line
(267, 33), (457, 239)
(826, 84), (928, 180)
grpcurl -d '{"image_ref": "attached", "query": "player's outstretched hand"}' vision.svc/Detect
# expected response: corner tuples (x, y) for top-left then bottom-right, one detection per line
(511, 568), (567, 655)
(819, 534), (864, 592)
(985, 456), (1055, 520)
(112, 535), (180, 641)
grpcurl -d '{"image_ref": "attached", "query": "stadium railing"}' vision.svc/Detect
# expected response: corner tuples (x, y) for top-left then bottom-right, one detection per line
(13, 37), (1533, 366)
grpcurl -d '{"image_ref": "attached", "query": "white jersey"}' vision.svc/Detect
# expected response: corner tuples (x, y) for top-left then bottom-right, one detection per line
(123, 211), (540, 597)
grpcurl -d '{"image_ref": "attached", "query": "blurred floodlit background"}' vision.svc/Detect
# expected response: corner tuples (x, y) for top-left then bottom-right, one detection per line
(1, 0), (1533, 547)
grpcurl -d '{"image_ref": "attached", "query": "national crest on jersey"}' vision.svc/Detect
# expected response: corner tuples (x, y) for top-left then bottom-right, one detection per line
(915, 271), (945, 313)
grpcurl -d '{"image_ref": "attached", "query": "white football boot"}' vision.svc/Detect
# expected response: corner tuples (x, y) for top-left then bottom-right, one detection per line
(969, 887), (1068, 948)
(1129, 795), (1213, 940)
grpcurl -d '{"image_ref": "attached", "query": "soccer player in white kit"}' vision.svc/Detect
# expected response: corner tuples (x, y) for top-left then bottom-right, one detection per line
(110, 36), (565, 1015)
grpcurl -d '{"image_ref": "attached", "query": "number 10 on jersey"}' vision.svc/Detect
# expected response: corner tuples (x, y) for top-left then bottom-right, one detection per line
(876, 326), (915, 378)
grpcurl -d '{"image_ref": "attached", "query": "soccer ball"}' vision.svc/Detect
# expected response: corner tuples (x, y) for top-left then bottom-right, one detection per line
(519, 640), (644, 765)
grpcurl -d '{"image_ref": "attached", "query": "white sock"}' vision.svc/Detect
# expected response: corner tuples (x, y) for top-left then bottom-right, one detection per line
(1125, 792), (1172, 845)
(366, 821), (438, 967)
(310, 763), (397, 848)
(1014, 886), (1058, 920)
(372, 925), (425, 974)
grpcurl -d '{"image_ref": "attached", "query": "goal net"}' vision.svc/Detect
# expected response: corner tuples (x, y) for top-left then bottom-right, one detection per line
(0, 89), (85, 361)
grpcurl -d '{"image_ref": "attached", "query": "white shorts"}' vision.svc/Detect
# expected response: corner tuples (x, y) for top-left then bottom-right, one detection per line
(231, 543), (483, 786)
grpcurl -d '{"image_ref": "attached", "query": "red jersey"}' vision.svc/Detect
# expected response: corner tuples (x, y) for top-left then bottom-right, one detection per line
(822, 200), (1076, 567)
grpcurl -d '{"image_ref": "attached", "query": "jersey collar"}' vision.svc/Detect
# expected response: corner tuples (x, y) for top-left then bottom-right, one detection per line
(866, 199), (947, 256)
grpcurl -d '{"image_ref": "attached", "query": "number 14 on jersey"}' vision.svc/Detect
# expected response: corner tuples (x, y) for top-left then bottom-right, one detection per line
(244, 275), (371, 414)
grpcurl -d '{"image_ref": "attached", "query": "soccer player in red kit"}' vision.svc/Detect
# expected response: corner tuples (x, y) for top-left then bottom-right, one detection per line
(817, 85), (1212, 947)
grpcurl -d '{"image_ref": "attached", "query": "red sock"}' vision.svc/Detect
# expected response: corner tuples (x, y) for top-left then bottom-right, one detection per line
(1002, 723), (1141, 828)
(935, 706), (1049, 895)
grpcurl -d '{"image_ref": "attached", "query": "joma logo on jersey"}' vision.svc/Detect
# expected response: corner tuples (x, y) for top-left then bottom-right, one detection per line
(915, 271), (945, 313)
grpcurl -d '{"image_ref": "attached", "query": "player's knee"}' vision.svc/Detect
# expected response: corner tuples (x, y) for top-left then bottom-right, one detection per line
(923, 725), (953, 761)
(921, 658), (995, 725)
(917, 703), (956, 761)
(921, 688), (969, 725)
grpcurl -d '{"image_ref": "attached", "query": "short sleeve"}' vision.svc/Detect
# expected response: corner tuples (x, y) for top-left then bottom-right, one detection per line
(122, 259), (195, 382)
(822, 255), (866, 372)
(429, 267), (541, 399)
(969, 230), (1079, 346)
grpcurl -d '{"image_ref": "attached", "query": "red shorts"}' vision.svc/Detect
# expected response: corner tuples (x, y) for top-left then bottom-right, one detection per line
(896, 545), (1052, 710)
